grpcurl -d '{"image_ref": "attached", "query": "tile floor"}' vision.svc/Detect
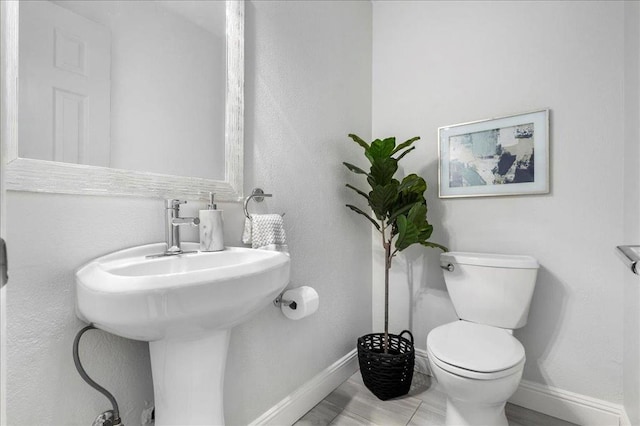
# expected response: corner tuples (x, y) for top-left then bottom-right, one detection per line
(293, 372), (578, 426)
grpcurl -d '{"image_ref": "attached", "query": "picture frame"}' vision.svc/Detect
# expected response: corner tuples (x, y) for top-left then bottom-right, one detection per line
(438, 109), (549, 198)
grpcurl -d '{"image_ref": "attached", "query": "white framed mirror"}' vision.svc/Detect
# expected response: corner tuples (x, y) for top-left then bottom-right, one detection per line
(1, 0), (243, 202)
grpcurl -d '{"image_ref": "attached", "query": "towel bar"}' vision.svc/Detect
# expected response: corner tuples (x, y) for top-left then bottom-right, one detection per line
(616, 245), (640, 275)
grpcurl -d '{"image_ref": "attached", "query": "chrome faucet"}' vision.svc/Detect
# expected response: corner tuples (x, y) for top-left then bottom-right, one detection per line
(164, 199), (200, 255)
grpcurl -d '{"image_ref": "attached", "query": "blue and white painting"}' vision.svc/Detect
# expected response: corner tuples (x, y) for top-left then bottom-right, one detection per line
(448, 123), (535, 187)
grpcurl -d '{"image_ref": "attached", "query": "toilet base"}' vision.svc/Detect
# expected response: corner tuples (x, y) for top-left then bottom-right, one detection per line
(445, 398), (508, 426)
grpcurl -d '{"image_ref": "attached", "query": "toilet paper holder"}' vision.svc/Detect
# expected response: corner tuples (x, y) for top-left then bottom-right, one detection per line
(275, 286), (319, 320)
(273, 293), (297, 310)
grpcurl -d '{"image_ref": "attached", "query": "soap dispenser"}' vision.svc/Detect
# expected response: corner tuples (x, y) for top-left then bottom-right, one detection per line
(199, 193), (224, 252)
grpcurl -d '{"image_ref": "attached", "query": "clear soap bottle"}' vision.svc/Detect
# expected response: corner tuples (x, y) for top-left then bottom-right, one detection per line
(199, 193), (224, 251)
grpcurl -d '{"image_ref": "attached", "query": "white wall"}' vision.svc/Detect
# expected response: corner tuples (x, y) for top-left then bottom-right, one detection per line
(372, 0), (626, 405)
(623, 2), (640, 424)
(5, 1), (372, 425)
(6, 193), (158, 424)
(227, 1), (372, 423)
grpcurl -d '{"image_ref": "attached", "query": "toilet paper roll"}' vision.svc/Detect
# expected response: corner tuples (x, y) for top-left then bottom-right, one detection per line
(281, 286), (319, 320)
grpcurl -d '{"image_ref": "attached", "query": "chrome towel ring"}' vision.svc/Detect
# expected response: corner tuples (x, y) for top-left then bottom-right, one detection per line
(244, 188), (278, 219)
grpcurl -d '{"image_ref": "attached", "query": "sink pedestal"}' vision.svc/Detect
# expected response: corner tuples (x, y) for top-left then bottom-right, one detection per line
(149, 330), (231, 426)
(76, 243), (291, 426)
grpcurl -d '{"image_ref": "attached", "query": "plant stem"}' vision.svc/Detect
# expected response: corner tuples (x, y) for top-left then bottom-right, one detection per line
(383, 226), (391, 354)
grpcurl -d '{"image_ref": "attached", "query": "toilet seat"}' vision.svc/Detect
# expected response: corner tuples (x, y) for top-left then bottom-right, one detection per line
(427, 321), (525, 380)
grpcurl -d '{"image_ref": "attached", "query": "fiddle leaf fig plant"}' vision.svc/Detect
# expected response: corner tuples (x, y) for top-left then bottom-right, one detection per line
(344, 134), (447, 351)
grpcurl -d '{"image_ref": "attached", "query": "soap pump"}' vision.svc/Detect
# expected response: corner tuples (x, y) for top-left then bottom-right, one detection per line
(199, 193), (224, 252)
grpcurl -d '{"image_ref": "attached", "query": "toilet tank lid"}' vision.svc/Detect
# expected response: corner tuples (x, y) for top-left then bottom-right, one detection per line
(441, 252), (539, 269)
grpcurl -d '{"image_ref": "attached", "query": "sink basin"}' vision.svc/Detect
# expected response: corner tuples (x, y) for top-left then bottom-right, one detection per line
(75, 242), (290, 425)
(76, 242), (290, 341)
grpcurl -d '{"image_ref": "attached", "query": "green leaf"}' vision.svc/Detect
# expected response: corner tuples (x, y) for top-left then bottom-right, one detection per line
(420, 241), (449, 252)
(395, 146), (416, 162)
(406, 203), (426, 222)
(395, 215), (420, 252)
(365, 137), (396, 164)
(398, 174), (426, 195)
(367, 158), (398, 187)
(392, 204), (439, 251)
(345, 184), (369, 201)
(343, 162), (368, 175)
(394, 175), (426, 213)
(348, 134), (370, 151)
(387, 203), (415, 223)
(368, 183), (399, 220)
(389, 175), (427, 222)
(345, 204), (381, 231)
(419, 223), (434, 241)
(407, 204), (433, 241)
(391, 136), (420, 155)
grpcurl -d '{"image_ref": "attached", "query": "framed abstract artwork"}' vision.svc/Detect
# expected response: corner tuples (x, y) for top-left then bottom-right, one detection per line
(438, 109), (549, 198)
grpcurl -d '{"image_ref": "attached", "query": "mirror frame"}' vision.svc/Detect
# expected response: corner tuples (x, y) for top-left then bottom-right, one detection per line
(1, 0), (243, 202)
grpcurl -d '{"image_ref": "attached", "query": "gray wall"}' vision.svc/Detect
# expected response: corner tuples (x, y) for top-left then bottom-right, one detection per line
(623, 2), (640, 424)
(372, 0), (626, 405)
(6, 1), (372, 425)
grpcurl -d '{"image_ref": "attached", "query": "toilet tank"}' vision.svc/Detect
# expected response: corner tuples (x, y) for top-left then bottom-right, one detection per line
(441, 252), (539, 329)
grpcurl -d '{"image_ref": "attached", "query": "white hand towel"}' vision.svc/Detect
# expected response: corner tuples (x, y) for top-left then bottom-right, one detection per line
(244, 214), (288, 253)
(242, 217), (253, 244)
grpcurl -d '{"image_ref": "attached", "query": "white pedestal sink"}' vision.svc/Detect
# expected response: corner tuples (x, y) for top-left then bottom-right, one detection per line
(75, 243), (290, 426)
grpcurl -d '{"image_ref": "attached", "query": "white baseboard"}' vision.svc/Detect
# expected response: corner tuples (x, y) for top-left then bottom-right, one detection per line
(248, 349), (358, 426)
(510, 380), (627, 426)
(414, 350), (628, 426)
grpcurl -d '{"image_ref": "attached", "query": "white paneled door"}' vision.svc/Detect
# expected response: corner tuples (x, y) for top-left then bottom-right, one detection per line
(19, 1), (111, 166)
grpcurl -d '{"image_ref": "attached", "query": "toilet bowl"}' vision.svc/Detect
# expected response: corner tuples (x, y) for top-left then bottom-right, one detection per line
(427, 252), (539, 426)
(427, 321), (525, 426)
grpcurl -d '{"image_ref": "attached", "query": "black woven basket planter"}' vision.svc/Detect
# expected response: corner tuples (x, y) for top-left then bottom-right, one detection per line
(357, 330), (415, 401)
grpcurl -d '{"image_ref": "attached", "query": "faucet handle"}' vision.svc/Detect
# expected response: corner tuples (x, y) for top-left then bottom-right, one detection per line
(165, 199), (187, 209)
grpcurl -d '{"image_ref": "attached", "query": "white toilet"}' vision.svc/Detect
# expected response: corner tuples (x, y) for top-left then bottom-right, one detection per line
(426, 251), (539, 426)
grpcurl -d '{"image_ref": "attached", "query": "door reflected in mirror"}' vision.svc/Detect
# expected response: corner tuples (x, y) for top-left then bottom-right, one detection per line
(19, 0), (226, 181)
